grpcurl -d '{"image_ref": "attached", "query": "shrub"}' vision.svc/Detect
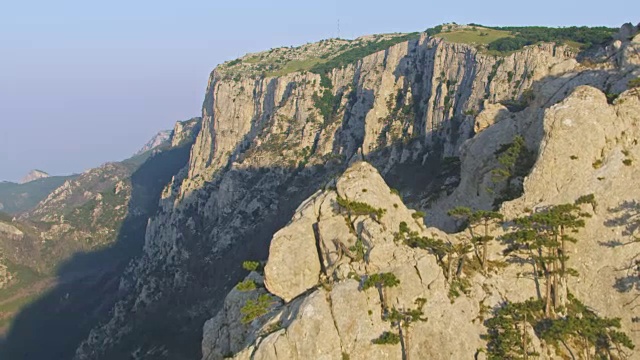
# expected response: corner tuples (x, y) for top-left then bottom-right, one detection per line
(362, 273), (400, 290)
(242, 261), (261, 272)
(425, 25), (443, 37)
(412, 211), (426, 219)
(491, 135), (535, 205)
(240, 294), (274, 324)
(592, 159), (603, 169)
(372, 331), (401, 345)
(448, 278), (472, 301)
(236, 279), (257, 292)
(623, 158), (633, 166)
(336, 196), (386, 219)
(628, 77), (640, 89)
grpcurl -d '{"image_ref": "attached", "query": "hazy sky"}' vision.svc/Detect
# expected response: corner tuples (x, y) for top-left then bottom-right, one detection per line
(1, 0), (637, 182)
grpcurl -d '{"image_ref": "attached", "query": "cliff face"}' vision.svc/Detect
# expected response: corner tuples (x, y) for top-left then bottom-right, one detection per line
(75, 25), (640, 359)
(204, 85), (640, 359)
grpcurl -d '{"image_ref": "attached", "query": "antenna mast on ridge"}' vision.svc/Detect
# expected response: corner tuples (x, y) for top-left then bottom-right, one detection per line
(337, 19), (340, 39)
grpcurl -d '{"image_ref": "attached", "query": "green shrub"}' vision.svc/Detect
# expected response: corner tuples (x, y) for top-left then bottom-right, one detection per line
(623, 158), (633, 166)
(240, 294), (275, 324)
(348, 239), (366, 262)
(491, 135), (535, 205)
(372, 331), (401, 345)
(412, 211), (425, 219)
(336, 196), (386, 219)
(362, 273), (400, 290)
(242, 261), (261, 272)
(236, 279), (257, 292)
(448, 278), (472, 301)
(425, 25), (443, 37)
(628, 77), (640, 89)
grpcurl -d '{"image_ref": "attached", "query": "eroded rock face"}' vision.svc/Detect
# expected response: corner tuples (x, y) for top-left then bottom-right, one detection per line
(263, 198), (322, 302)
(77, 25), (640, 360)
(204, 162), (491, 359)
(201, 50), (640, 360)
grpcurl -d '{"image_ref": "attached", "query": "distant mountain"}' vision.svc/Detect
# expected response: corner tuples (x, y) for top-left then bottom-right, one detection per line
(19, 169), (49, 184)
(134, 130), (172, 156)
(0, 117), (201, 352)
(0, 175), (78, 214)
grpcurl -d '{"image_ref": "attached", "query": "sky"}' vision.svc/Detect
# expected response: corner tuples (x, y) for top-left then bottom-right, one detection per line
(1, 0), (637, 182)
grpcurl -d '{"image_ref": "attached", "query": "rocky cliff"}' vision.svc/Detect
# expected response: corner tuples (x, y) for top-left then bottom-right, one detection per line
(73, 23), (640, 359)
(135, 130), (173, 156)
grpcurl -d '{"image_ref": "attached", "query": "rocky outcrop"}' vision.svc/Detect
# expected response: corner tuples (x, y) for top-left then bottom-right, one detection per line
(135, 130), (172, 156)
(201, 162), (496, 359)
(0, 222), (23, 239)
(19, 170), (49, 184)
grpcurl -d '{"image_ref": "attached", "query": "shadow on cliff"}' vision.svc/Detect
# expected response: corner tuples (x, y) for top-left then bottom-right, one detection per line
(0, 144), (193, 360)
(602, 200), (640, 296)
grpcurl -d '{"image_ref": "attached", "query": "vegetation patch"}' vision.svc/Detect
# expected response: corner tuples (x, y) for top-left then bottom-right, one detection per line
(491, 135), (536, 207)
(483, 26), (617, 52)
(362, 273), (400, 291)
(236, 279), (257, 292)
(242, 260), (262, 273)
(310, 33), (421, 75)
(265, 58), (327, 77)
(336, 196), (386, 219)
(372, 331), (401, 345)
(240, 294), (275, 324)
(484, 296), (634, 359)
(435, 28), (513, 46)
(592, 159), (604, 169)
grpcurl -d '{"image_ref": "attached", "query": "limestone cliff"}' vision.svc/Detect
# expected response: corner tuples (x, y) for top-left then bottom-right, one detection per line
(75, 24), (640, 360)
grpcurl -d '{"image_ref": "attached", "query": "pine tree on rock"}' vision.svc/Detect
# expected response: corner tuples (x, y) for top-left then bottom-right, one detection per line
(448, 207), (504, 273)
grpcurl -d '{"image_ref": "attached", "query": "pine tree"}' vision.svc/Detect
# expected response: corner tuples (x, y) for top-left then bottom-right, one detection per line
(362, 272), (400, 317)
(502, 196), (593, 317)
(448, 207), (504, 273)
(485, 299), (543, 359)
(384, 298), (428, 360)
